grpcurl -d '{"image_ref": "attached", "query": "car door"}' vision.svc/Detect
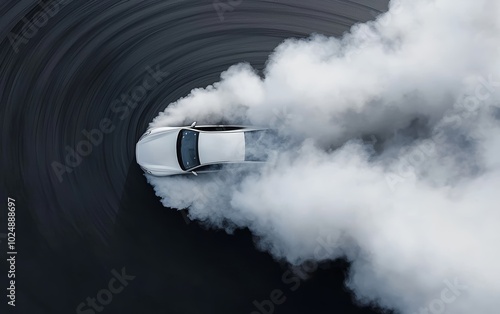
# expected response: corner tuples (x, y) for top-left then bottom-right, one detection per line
(192, 163), (224, 173)
(195, 125), (245, 132)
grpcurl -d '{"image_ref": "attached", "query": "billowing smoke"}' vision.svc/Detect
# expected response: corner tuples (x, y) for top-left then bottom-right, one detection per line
(146, 0), (500, 313)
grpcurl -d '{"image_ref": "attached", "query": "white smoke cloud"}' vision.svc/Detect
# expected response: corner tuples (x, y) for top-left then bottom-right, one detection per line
(146, 0), (500, 313)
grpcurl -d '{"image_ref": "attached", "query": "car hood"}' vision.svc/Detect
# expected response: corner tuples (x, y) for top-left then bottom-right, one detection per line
(136, 129), (182, 172)
(198, 132), (245, 164)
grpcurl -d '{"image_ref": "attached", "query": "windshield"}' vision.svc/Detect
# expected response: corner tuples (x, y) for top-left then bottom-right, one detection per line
(177, 129), (200, 170)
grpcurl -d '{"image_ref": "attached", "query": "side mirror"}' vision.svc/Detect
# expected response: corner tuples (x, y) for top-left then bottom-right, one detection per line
(191, 171), (198, 176)
(190, 121), (197, 128)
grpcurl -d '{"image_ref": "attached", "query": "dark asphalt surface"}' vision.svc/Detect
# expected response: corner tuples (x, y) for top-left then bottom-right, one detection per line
(0, 0), (390, 313)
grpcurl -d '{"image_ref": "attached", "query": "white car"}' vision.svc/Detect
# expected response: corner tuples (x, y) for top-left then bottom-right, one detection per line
(136, 122), (271, 176)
